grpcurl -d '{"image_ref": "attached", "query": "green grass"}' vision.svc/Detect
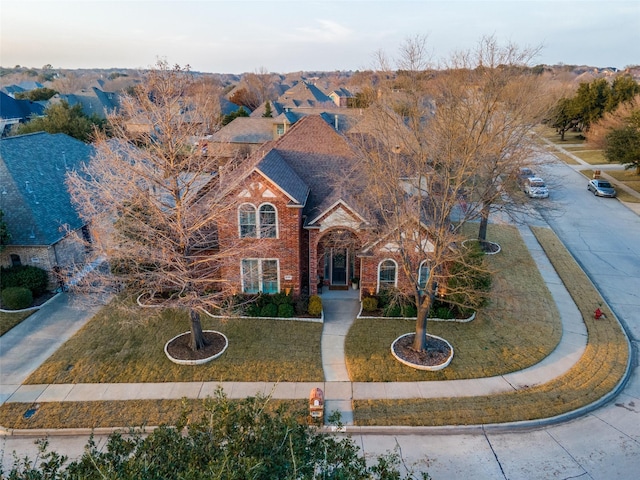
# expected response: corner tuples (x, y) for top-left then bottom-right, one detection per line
(566, 150), (607, 165)
(0, 310), (34, 336)
(353, 227), (629, 426)
(25, 305), (324, 384)
(346, 225), (561, 382)
(0, 398), (306, 430)
(535, 125), (586, 145)
(607, 169), (640, 194)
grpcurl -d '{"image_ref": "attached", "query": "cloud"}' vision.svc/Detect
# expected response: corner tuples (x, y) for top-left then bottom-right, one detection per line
(286, 19), (354, 44)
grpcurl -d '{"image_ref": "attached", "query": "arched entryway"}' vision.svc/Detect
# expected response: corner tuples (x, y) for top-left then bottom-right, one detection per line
(316, 229), (361, 290)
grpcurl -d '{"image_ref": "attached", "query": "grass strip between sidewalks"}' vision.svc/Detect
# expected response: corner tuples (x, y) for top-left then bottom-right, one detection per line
(352, 226), (629, 426)
(0, 398), (306, 431)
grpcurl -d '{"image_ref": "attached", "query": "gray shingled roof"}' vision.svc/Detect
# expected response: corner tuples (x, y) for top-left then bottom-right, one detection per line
(0, 92), (45, 121)
(256, 149), (309, 206)
(0, 132), (92, 246)
(54, 87), (119, 119)
(262, 115), (365, 223)
(211, 117), (276, 144)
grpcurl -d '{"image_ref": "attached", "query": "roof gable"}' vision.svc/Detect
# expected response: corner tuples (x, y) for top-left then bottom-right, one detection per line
(255, 149), (309, 206)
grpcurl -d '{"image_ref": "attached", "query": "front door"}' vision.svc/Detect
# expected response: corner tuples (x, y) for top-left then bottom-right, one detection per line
(331, 249), (347, 285)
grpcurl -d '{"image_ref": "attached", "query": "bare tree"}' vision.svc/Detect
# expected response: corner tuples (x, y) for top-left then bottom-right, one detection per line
(67, 61), (253, 352)
(350, 36), (549, 355)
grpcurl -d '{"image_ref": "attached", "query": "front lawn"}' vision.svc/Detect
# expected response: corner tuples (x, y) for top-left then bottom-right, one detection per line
(353, 226), (629, 425)
(346, 225), (561, 381)
(25, 306), (324, 384)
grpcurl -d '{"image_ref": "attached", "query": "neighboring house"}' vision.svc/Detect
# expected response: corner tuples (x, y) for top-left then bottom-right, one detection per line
(0, 92), (45, 136)
(0, 132), (93, 285)
(328, 87), (355, 107)
(215, 115), (432, 298)
(1, 81), (45, 98)
(51, 87), (120, 119)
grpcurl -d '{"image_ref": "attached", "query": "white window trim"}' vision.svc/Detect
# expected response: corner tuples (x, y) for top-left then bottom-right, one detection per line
(418, 260), (430, 290)
(238, 203), (279, 239)
(258, 202), (279, 239)
(241, 258), (280, 294)
(377, 258), (398, 293)
(238, 203), (257, 238)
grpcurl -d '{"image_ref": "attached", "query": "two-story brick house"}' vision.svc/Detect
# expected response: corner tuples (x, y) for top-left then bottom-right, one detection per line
(217, 114), (433, 299)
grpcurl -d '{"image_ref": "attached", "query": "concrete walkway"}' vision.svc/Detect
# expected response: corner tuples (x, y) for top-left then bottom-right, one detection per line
(0, 222), (600, 430)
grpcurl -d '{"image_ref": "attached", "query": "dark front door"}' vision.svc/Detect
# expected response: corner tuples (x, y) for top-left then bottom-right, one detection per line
(331, 249), (347, 285)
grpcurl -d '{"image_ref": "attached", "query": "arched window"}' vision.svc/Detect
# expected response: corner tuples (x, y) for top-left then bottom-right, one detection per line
(259, 204), (277, 238)
(418, 261), (430, 290)
(378, 259), (397, 291)
(239, 204), (256, 238)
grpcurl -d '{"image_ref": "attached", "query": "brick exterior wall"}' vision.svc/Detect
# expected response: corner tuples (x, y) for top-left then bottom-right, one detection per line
(0, 229), (89, 290)
(218, 172), (303, 295)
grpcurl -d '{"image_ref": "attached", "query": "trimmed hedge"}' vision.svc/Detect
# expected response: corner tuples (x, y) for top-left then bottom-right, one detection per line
(308, 295), (322, 316)
(1, 287), (33, 310)
(0, 265), (49, 296)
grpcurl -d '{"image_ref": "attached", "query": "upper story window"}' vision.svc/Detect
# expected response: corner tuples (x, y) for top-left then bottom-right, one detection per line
(276, 124), (285, 136)
(239, 204), (257, 238)
(238, 203), (278, 239)
(259, 204), (277, 238)
(418, 261), (430, 290)
(378, 259), (397, 292)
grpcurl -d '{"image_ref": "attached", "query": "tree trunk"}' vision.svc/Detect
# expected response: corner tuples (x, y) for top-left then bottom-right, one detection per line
(478, 202), (490, 244)
(189, 309), (207, 351)
(412, 305), (429, 351)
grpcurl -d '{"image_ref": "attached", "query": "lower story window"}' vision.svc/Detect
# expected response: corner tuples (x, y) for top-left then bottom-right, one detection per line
(242, 259), (279, 294)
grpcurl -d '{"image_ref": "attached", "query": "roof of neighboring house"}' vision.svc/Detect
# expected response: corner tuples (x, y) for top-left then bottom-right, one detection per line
(210, 117), (276, 144)
(1, 85), (25, 96)
(329, 87), (354, 98)
(0, 132), (93, 246)
(53, 87), (119, 119)
(0, 92), (45, 121)
(276, 81), (334, 109)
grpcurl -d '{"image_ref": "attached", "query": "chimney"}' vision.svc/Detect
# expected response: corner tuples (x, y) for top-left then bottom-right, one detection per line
(334, 115), (338, 130)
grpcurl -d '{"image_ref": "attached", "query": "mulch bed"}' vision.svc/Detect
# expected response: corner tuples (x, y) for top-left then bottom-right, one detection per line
(165, 331), (227, 361)
(392, 334), (451, 367)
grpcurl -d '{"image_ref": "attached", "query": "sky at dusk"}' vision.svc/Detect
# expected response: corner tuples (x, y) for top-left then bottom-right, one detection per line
(1, 0), (638, 74)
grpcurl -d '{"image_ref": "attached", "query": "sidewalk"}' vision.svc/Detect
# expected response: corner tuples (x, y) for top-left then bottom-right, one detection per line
(1, 224), (592, 429)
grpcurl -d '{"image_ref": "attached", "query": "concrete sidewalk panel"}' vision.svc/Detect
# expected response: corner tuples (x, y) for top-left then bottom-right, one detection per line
(353, 382), (385, 399)
(384, 382), (421, 399)
(324, 381), (352, 400)
(37, 384), (75, 402)
(63, 383), (110, 401)
(227, 382), (269, 398)
(6, 385), (47, 404)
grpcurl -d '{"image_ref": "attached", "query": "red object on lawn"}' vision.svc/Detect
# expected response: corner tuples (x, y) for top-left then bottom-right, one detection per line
(594, 308), (603, 319)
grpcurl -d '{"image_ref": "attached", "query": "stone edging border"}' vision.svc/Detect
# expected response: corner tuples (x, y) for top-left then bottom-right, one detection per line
(391, 333), (454, 371)
(461, 239), (501, 255)
(0, 291), (61, 314)
(357, 305), (475, 323)
(164, 330), (228, 365)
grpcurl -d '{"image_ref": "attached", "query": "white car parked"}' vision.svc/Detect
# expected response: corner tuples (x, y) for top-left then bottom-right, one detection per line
(523, 177), (549, 198)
